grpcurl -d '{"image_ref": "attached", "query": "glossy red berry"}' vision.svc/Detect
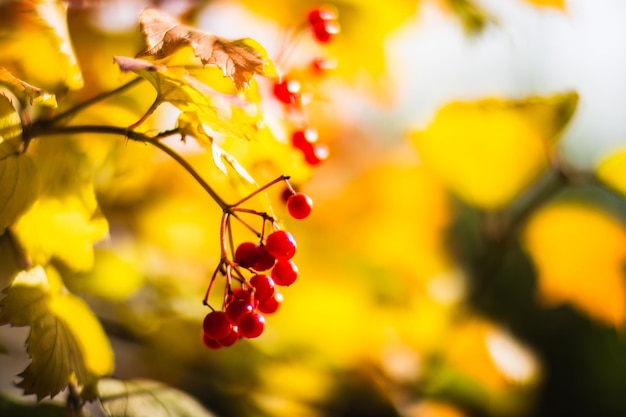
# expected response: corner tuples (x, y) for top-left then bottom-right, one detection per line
(273, 79), (301, 104)
(304, 143), (329, 165)
(312, 20), (340, 43)
(311, 57), (337, 75)
(238, 312), (265, 338)
(253, 245), (276, 271)
(265, 230), (297, 260)
(307, 5), (338, 25)
(218, 327), (240, 346)
(202, 333), (222, 349)
(203, 311), (232, 340)
(234, 241), (260, 268)
(225, 299), (254, 324)
(227, 287), (258, 309)
(271, 259), (299, 286)
(291, 128), (318, 151)
(250, 274), (275, 301)
(287, 193), (313, 220)
(258, 291), (283, 314)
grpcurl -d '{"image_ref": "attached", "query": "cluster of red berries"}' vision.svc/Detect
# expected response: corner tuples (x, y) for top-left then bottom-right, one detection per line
(307, 5), (340, 43)
(202, 183), (313, 349)
(271, 5), (340, 167)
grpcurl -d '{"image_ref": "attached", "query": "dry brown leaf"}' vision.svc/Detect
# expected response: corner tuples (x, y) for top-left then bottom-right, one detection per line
(136, 8), (268, 90)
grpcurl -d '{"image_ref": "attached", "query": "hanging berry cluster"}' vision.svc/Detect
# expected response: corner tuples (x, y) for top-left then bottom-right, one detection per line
(272, 5), (340, 168)
(202, 176), (313, 349)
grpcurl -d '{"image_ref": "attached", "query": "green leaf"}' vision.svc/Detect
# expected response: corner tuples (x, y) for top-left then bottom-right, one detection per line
(0, 68), (57, 107)
(98, 378), (217, 417)
(114, 56), (263, 142)
(0, 138), (39, 234)
(0, 266), (114, 400)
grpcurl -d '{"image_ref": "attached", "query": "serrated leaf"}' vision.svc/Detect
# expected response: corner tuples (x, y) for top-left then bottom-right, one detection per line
(115, 56), (262, 142)
(136, 8), (274, 90)
(12, 190), (108, 272)
(0, 68), (57, 107)
(0, 266), (114, 400)
(523, 202), (626, 327)
(410, 92), (578, 209)
(0, 139), (39, 234)
(98, 378), (216, 417)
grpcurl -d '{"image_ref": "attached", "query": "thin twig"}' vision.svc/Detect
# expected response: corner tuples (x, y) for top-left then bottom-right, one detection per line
(47, 77), (144, 125)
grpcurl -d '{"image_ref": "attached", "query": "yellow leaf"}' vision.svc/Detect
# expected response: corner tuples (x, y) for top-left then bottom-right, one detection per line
(523, 202), (626, 326)
(596, 147), (626, 198)
(410, 92), (578, 209)
(0, 68), (57, 107)
(0, 139), (39, 234)
(523, 0), (566, 10)
(115, 57), (263, 141)
(0, 94), (22, 141)
(13, 191), (108, 272)
(0, 266), (114, 399)
(0, 0), (83, 91)
(70, 249), (145, 302)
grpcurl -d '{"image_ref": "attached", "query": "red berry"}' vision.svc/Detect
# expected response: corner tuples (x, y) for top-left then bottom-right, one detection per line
(203, 311), (232, 340)
(258, 291), (283, 314)
(273, 79), (300, 104)
(228, 287), (259, 309)
(250, 274), (275, 301)
(238, 312), (265, 338)
(312, 20), (340, 43)
(291, 128), (318, 151)
(304, 143), (329, 166)
(202, 333), (222, 349)
(287, 193), (313, 220)
(271, 259), (298, 286)
(265, 230), (297, 260)
(218, 327), (240, 346)
(225, 299), (254, 324)
(234, 241), (260, 268)
(307, 5), (337, 25)
(253, 245), (276, 271)
(311, 57), (337, 75)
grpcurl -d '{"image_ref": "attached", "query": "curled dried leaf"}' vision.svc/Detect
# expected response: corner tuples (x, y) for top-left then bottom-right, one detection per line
(136, 8), (273, 89)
